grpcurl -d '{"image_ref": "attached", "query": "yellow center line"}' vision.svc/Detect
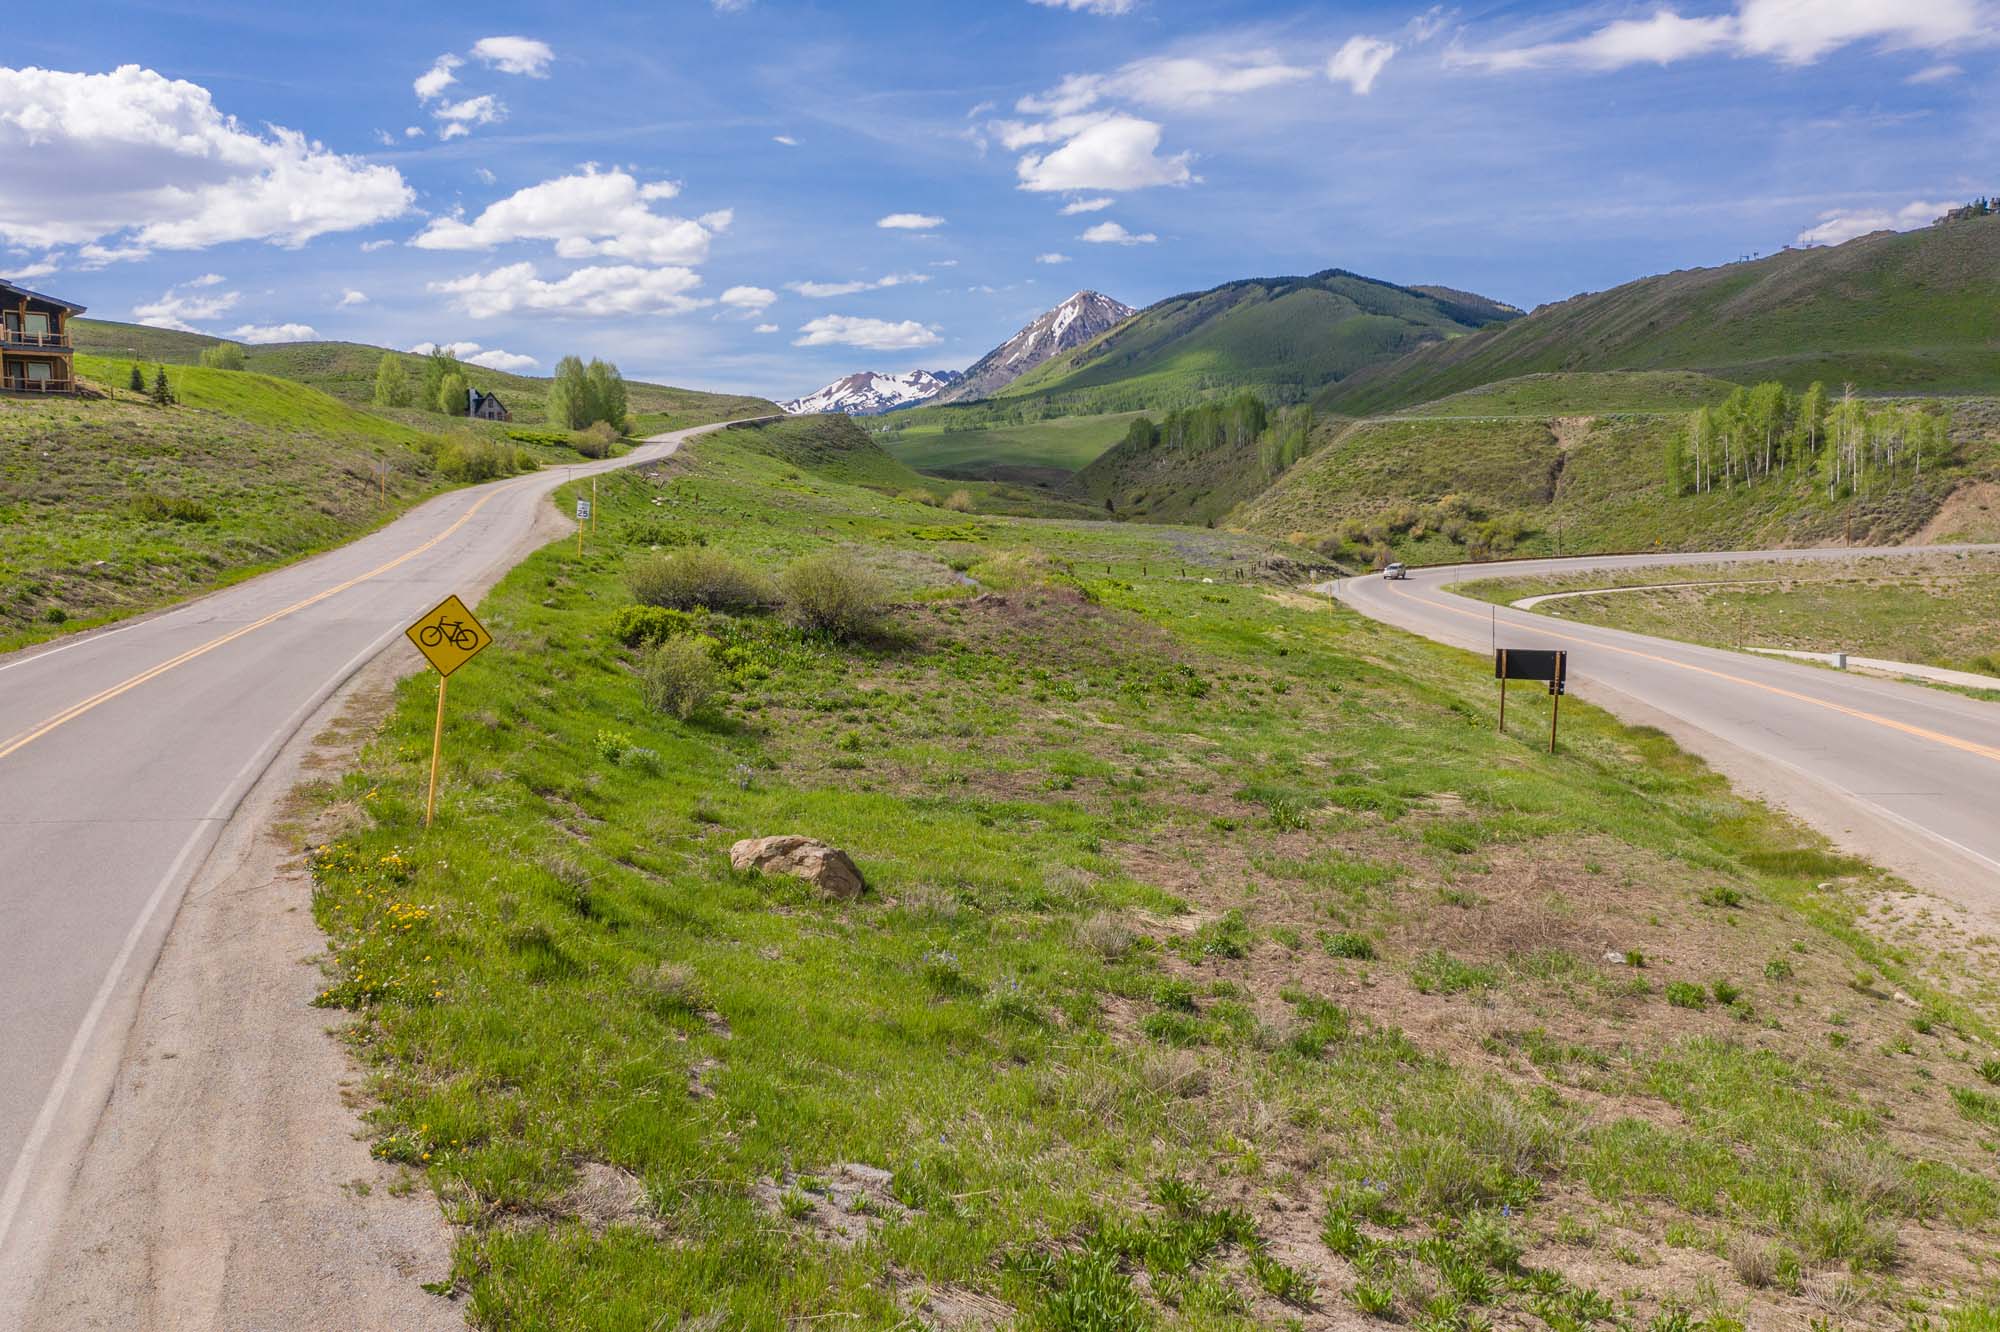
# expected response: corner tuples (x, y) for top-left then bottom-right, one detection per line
(0, 478), (528, 764)
(1390, 583), (2000, 766)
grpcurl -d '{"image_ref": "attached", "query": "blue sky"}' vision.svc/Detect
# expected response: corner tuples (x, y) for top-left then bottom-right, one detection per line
(4, 0), (1991, 398)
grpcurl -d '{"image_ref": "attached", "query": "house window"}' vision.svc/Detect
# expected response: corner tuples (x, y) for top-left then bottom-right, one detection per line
(23, 313), (47, 336)
(25, 362), (49, 382)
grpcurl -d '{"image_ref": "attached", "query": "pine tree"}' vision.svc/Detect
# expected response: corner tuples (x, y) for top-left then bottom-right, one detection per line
(128, 363), (144, 393)
(150, 366), (173, 406)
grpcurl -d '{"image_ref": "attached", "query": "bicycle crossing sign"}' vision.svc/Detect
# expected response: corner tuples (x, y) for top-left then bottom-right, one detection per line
(405, 593), (493, 677)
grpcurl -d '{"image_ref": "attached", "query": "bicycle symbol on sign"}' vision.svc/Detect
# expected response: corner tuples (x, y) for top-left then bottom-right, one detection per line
(418, 615), (481, 651)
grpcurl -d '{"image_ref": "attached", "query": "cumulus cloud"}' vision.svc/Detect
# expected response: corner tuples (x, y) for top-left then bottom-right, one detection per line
(786, 273), (930, 298)
(132, 280), (240, 331)
(4, 255), (59, 280)
(1328, 36), (1399, 93)
(1080, 220), (1157, 244)
(414, 54), (461, 101)
(230, 322), (317, 344)
(721, 284), (777, 311)
(1453, 0), (1986, 72)
(1060, 196), (1115, 214)
(471, 36), (554, 76)
(793, 315), (941, 350)
(338, 288), (368, 307)
(407, 339), (539, 371)
(431, 262), (710, 318)
(1796, 199), (1953, 246)
(878, 212), (946, 229)
(1028, 0), (1136, 13)
(77, 243), (151, 267)
(434, 94), (504, 140)
(1013, 113), (1193, 192)
(412, 167), (721, 266)
(0, 65), (412, 252)
(754, 323), (779, 333)
(1036, 252), (1071, 264)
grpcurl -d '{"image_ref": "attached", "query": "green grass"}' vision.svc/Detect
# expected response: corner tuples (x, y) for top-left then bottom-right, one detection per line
(302, 425), (2000, 1328)
(1457, 551), (2000, 679)
(1320, 214), (2000, 414)
(874, 411), (1144, 480)
(1387, 371), (1739, 417)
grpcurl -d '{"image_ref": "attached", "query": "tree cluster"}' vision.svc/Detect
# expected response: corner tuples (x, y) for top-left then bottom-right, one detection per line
(546, 355), (629, 432)
(1668, 382), (1952, 501)
(1120, 392), (1269, 455)
(198, 342), (246, 371)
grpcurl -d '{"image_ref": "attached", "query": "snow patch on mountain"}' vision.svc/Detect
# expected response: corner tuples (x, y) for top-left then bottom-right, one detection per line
(781, 368), (964, 416)
(933, 291), (1137, 404)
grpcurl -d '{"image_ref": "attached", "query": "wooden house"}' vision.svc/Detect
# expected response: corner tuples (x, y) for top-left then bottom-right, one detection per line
(467, 387), (511, 422)
(1, 280), (83, 394)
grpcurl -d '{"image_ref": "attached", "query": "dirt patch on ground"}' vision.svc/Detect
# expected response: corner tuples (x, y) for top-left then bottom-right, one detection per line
(1916, 479), (2000, 543)
(753, 1162), (911, 1249)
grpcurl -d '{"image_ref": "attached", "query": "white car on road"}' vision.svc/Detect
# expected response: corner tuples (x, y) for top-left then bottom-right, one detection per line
(1382, 562), (1408, 581)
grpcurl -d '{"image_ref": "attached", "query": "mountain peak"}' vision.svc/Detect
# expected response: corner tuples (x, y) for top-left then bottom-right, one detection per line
(933, 291), (1137, 405)
(781, 368), (963, 416)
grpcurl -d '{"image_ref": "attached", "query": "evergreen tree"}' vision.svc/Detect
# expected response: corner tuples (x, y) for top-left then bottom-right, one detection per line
(548, 355), (591, 430)
(128, 363), (145, 393)
(150, 366), (173, 406)
(373, 353), (412, 407)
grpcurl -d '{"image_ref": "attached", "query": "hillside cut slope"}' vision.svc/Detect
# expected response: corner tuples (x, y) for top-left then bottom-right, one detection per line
(995, 269), (1518, 415)
(1320, 214), (2000, 414)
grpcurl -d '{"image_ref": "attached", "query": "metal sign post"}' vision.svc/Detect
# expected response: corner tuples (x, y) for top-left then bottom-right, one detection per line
(1495, 649), (1569, 753)
(404, 593), (494, 827)
(576, 497), (592, 555)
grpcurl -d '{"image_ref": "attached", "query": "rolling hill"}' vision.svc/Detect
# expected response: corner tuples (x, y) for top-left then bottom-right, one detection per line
(988, 269), (1519, 415)
(70, 319), (776, 430)
(1318, 213), (2000, 415)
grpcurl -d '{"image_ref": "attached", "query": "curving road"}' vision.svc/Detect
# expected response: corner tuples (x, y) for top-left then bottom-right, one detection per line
(0, 420), (757, 1315)
(1325, 546), (2000, 908)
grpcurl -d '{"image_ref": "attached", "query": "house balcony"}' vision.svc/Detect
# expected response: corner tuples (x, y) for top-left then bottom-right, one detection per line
(1, 375), (76, 394)
(0, 328), (72, 350)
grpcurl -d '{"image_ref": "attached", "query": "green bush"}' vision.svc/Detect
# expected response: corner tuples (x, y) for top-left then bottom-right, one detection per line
(130, 493), (215, 523)
(639, 635), (722, 720)
(436, 435), (534, 481)
(1665, 981), (1708, 1010)
(572, 421), (620, 459)
(628, 549), (768, 612)
(610, 604), (703, 647)
(777, 552), (888, 639)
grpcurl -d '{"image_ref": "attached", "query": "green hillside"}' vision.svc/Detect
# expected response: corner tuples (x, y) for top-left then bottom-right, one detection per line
(874, 411), (1144, 483)
(71, 319), (776, 431)
(1320, 214), (2000, 415)
(989, 269), (1517, 415)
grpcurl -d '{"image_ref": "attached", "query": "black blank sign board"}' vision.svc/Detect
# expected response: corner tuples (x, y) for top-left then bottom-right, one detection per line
(1496, 649), (1567, 689)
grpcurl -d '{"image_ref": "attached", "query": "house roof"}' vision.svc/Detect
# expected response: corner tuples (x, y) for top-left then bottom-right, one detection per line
(0, 279), (86, 314)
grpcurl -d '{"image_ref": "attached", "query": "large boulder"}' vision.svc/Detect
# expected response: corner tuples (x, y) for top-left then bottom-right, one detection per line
(729, 835), (865, 900)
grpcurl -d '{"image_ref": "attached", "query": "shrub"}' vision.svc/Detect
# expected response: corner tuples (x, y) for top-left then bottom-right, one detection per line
(1077, 912), (1135, 960)
(943, 488), (974, 512)
(778, 552), (888, 640)
(1321, 931), (1376, 960)
(639, 635), (721, 720)
(130, 493), (215, 523)
(610, 604), (702, 647)
(572, 420), (620, 458)
(1411, 950), (1498, 995)
(1665, 981), (1708, 1009)
(436, 435), (533, 481)
(628, 548), (768, 612)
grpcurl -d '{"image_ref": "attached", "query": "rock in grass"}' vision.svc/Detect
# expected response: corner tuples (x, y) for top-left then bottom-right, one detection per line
(730, 835), (866, 900)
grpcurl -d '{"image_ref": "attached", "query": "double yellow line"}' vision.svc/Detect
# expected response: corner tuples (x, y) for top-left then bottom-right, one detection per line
(1406, 584), (2000, 765)
(0, 481), (522, 764)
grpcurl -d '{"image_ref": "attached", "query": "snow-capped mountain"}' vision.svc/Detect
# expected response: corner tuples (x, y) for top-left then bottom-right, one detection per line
(781, 369), (964, 416)
(932, 291), (1137, 404)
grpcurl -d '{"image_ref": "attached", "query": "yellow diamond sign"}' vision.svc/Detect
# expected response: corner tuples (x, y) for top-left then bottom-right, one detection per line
(405, 593), (493, 678)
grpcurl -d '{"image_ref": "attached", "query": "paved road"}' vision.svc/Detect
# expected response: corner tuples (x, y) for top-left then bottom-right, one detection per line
(0, 421), (743, 1309)
(1326, 546), (2000, 903)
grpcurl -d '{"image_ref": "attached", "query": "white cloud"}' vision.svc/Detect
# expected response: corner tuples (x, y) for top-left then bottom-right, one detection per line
(1060, 196), (1115, 214)
(360, 238), (395, 252)
(754, 323), (779, 333)
(412, 167), (722, 266)
(475, 166), (497, 184)
(404, 126), (424, 138)
(878, 212), (946, 229)
(471, 36), (554, 77)
(1327, 36), (1399, 93)
(414, 54), (461, 101)
(434, 93), (504, 139)
(786, 273), (930, 298)
(1796, 199), (1953, 246)
(1909, 61), (1965, 81)
(1080, 220), (1157, 244)
(0, 65), (413, 252)
(3, 256), (58, 279)
(338, 288), (368, 307)
(132, 281), (240, 331)
(1028, 0), (1136, 13)
(230, 321), (317, 344)
(793, 315), (941, 350)
(721, 284), (777, 311)
(773, 134), (799, 146)
(1407, 5), (1452, 43)
(431, 261), (711, 318)
(186, 272), (225, 287)
(1453, 0), (1986, 72)
(77, 243), (151, 267)
(466, 347), (538, 371)
(1015, 113), (1193, 192)
(1020, 54), (1311, 116)
(1036, 252), (1071, 264)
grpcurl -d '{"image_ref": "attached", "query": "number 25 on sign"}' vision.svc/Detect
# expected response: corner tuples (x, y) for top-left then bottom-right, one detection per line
(405, 593), (493, 826)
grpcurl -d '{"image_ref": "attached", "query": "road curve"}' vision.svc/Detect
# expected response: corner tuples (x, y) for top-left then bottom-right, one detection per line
(0, 420), (751, 1310)
(1325, 545), (2000, 908)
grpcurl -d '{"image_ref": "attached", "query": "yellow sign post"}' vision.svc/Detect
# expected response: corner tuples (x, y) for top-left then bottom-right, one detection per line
(404, 593), (494, 827)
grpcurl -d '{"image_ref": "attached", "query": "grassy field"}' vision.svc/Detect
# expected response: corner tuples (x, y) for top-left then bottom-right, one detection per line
(1236, 397), (2000, 566)
(1458, 552), (2000, 678)
(71, 318), (778, 430)
(302, 422), (2000, 1330)
(875, 411), (1145, 480)
(1386, 372), (1737, 418)
(1320, 215), (2000, 415)
(0, 356), (757, 650)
